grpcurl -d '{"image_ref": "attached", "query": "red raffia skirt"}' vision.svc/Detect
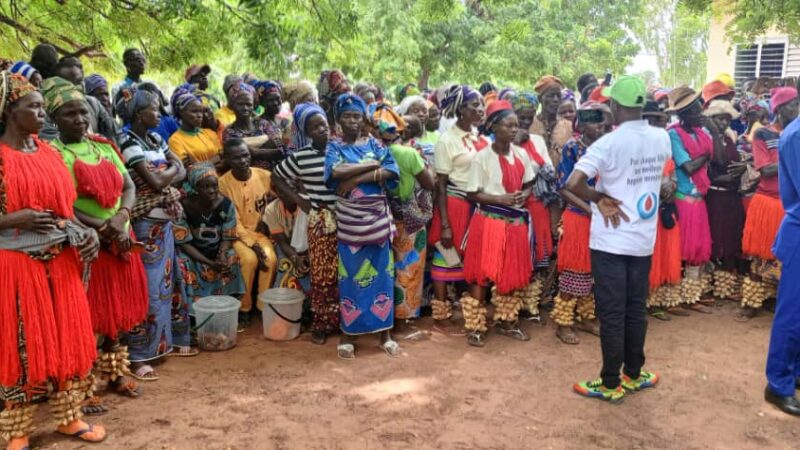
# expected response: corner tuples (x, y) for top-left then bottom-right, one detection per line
(557, 209), (591, 274)
(742, 193), (784, 261)
(526, 197), (553, 267)
(0, 248), (97, 387)
(675, 197), (712, 265)
(649, 217), (682, 288)
(428, 194), (472, 257)
(463, 208), (532, 294)
(87, 246), (149, 339)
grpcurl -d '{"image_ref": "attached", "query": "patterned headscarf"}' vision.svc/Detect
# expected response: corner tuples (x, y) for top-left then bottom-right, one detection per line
(84, 74), (108, 95)
(170, 85), (202, 119)
(334, 93), (367, 119)
(223, 74), (243, 96)
(284, 80), (316, 109)
(229, 81), (255, 100)
(396, 95), (427, 116)
(10, 61), (38, 80)
(533, 75), (565, 95)
(40, 76), (86, 116)
(501, 89), (539, 112)
(561, 89), (576, 103)
(0, 72), (38, 122)
(115, 87), (157, 125)
(251, 79), (282, 103)
(497, 87), (515, 101)
(373, 103), (406, 134)
(292, 102), (327, 149)
(317, 70), (350, 102)
(440, 85), (481, 119)
(188, 162), (218, 190)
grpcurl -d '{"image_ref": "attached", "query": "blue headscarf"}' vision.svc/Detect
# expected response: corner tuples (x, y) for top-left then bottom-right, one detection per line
(504, 91), (539, 112)
(334, 93), (367, 119)
(250, 79), (281, 103)
(10, 61), (38, 80)
(292, 102), (327, 149)
(84, 73), (108, 94)
(170, 84), (202, 119)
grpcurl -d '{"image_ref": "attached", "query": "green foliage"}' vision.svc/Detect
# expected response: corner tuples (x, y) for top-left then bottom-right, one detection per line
(1, 0), (676, 94)
(682, 0), (800, 44)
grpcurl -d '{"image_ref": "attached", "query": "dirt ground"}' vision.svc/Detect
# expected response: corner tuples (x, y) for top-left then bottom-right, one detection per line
(32, 300), (800, 450)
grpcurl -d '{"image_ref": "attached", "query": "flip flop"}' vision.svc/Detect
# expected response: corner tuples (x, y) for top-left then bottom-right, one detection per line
(168, 346), (199, 357)
(131, 364), (159, 381)
(81, 397), (109, 416)
(58, 423), (107, 443)
(380, 340), (401, 357)
(337, 343), (355, 360)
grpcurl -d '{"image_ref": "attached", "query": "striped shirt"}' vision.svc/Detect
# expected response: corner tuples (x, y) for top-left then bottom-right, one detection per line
(273, 145), (337, 209)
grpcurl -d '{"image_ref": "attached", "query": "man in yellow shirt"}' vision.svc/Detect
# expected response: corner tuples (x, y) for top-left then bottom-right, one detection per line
(219, 137), (277, 327)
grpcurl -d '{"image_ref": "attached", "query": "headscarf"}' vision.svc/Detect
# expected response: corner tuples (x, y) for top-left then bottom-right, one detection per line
(283, 80), (316, 109)
(484, 100), (514, 132)
(223, 74), (243, 96)
(534, 76), (565, 95)
(292, 102), (327, 149)
(229, 81), (255, 100)
(504, 90), (539, 111)
(40, 76), (85, 116)
(115, 87), (157, 125)
(0, 72), (38, 121)
(251, 79), (282, 103)
(188, 163), (217, 190)
(479, 82), (497, 96)
(770, 87), (798, 114)
(396, 95), (427, 116)
(395, 83), (419, 103)
(561, 89), (576, 103)
(334, 93), (367, 119)
(497, 87), (515, 101)
(317, 70), (350, 102)
(373, 103), (406, 134)
(84, 74), (108, 95)
(170, 85), (201, 119)
(440, 85), (481, 119)
(10, 61), (38, 80)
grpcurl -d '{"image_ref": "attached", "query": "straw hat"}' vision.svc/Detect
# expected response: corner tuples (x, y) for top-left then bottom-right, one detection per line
(665, 85), (702, 113)
(703, 100), (741, 120)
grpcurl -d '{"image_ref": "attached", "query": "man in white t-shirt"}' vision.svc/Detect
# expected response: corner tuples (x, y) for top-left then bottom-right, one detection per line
(565, 75), (671, 404)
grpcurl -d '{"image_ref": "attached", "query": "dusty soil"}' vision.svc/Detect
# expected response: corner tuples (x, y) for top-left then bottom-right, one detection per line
(32, 301), (800, 450)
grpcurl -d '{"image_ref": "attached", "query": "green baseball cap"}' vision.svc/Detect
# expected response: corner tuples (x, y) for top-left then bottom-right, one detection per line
(601, 75), (646, 108)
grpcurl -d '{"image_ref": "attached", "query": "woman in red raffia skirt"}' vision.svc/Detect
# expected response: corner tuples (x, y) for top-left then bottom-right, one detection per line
(462, 101), (534, 347)
(43, 77), (148, 411)
(0, 72), (107, 450)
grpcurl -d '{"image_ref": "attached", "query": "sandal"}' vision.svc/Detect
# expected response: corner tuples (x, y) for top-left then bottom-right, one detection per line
(556, 325), (580, 345)
(110, 377), (140, 398)
(648, 308), (672, 321)
(576, 320), (601, 336)
(311, 330), (327, 345)
(666, 306), (691, 317)
(81, 396), (109, 416)
(466, 331), (486, 347)
(169, 346), (199, 357)
(337, 343), (355, 360)
(57, 422), (107, 444)
(131, 364), (159, 381)
(686, 303), (712, 314)
(381, 339), (402, 357)
(734, 306), (758, 322)
(495, 322), (530, 341)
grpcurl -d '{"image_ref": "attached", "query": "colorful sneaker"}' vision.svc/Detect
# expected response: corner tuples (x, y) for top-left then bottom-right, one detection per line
(573, 378), (625, 404)
(621, 370), (660, 392)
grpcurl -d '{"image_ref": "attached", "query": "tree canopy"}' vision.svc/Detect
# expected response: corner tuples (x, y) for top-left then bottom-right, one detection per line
(0, 0), (711, 93)
(682, 0), (800, 43)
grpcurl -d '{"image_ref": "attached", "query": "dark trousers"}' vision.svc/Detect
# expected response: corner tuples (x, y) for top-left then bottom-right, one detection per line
(591, 250), (652, 389)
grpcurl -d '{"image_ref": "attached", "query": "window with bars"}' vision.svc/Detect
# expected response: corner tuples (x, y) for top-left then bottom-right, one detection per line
(734, 42), (787, 87)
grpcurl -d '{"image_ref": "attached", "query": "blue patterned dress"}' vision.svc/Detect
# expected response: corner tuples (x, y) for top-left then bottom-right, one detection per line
(324, 137), (400, 335)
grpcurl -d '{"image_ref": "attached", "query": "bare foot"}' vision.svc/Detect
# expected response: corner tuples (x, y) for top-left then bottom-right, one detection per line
(735, 306), (758, 322)
(57, 419), (107, 443)
(556, 325), (580, 345)
(576, 318), (601, 336)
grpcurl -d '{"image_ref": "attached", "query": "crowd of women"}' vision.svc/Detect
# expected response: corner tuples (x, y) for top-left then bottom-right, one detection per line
(1, 43), (798, 448)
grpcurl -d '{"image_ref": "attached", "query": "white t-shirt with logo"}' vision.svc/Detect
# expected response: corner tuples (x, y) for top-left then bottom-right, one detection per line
(573, 120), (671, 257)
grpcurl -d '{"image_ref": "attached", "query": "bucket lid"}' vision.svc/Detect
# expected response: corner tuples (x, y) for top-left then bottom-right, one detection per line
(258, 288), (304, 305)
(194, 295), (241, 312)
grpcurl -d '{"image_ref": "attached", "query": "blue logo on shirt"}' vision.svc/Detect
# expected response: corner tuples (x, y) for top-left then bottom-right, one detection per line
(637, 192), (659, 219)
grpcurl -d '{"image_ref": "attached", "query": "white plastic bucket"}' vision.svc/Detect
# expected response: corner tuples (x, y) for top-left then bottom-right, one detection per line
(194, 295), (240, 351)
(259, 288), (304, 341)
